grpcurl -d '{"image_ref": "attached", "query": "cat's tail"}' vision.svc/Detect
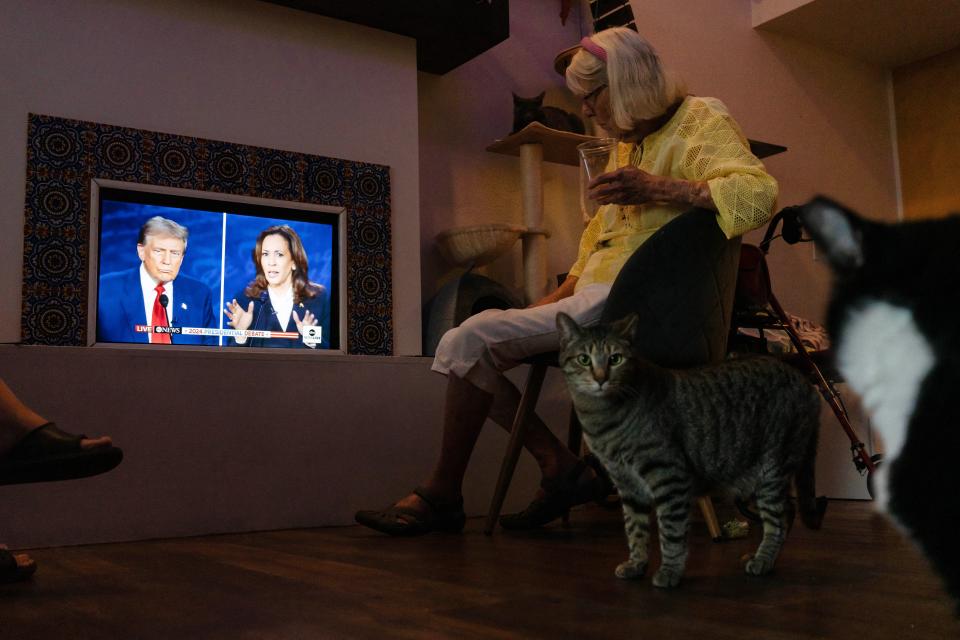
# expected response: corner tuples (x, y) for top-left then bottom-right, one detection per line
(795, 426), (827, 530)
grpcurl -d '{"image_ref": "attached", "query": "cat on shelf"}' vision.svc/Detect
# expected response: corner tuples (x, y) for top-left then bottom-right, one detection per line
(512, 92), (585, 134)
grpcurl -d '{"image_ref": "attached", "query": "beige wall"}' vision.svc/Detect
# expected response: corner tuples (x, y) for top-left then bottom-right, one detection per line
(0, 345), (559, 548)
(894, 45), (960, 220)
(419, 0), (899, 324)
(623, 0), (899, 498)
(0, 0), (422, 354)
(0, 0), (513, 548)
(627, 0), (899, 313)
(417, 1), (587, 304)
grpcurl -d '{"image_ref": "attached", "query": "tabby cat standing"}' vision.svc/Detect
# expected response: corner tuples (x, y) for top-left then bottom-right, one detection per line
(557, 312), (825, 588)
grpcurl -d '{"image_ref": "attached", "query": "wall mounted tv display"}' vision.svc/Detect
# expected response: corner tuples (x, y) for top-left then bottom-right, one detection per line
(89, 180), (345, 352)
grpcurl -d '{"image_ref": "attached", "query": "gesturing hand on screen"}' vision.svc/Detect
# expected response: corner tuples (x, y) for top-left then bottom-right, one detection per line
(224, 299), (254, 331)
(293, 309), (319, 349)
(292, 309), (316, 333)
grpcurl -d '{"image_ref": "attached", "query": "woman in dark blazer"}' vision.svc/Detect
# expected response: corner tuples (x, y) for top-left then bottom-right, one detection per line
(224, 225), (330, 349)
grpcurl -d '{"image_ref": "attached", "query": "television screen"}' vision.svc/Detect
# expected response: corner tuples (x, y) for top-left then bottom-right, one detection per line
(92, 183), (342, 351)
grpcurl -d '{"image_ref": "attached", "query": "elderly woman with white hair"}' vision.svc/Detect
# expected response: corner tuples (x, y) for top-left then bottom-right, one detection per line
(356, 27), (778, 536)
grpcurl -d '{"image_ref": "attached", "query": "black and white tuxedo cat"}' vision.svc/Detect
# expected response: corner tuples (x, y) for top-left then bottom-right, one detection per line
(802, 196), (960, 612)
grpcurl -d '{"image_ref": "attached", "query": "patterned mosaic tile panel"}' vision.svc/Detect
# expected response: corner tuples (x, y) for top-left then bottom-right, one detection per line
(22, 114), (393, 354)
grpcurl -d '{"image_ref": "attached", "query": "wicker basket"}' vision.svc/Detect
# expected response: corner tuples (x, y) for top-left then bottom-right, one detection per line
(435, 224), (526, 267)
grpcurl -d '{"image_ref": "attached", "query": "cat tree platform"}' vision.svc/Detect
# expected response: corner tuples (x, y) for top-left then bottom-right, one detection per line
(486, 121), (595, 166)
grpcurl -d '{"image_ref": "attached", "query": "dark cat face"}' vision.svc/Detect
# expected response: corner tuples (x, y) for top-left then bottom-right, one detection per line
(557, 312), (640, 397)
(512, 91), (545, 108)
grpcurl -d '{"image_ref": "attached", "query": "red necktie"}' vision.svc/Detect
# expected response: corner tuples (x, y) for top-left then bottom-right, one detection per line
(151, 284), (171, 344)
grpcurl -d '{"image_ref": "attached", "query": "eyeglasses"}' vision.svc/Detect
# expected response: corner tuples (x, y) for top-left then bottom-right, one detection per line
(582, 85), (607, 109)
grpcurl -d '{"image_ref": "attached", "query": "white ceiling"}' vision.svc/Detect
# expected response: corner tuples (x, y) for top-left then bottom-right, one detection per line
(753, 0), (960, 69)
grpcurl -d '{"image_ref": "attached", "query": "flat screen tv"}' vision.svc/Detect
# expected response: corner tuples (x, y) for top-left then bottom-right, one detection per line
(89, 180), (344, 352)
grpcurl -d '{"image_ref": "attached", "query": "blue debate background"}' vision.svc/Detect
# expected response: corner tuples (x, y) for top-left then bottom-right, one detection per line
(99, 200), (334, 340)
(223, 213), (333, 311)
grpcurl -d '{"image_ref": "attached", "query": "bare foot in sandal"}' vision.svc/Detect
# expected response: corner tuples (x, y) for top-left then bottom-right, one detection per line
(80, 435), (113, 450)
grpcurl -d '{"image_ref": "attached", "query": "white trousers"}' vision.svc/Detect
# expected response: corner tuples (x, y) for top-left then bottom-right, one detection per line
(431, 283), (611, 395)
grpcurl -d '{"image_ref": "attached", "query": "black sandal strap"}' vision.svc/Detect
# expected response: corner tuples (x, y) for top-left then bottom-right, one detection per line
(412, 486), (463, 513)
(0, 549), (15, 573)
(8, 423), (84, 460)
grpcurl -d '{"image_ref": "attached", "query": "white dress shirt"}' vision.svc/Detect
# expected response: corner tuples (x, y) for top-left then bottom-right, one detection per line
(269, 286), (294, 332)
(139, 263), (173, 327)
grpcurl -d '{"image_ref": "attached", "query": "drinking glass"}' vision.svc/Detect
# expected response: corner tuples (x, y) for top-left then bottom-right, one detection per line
(577, 138), (617, 221)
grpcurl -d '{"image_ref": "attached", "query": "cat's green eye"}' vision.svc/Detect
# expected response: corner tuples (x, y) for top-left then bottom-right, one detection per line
(609, 353), (623, 366)
(576, 354), (591, 366)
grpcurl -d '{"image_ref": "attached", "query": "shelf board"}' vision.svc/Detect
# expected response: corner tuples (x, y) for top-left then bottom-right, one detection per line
(487, 122), (787, 165)
(486, 122), (596, 166)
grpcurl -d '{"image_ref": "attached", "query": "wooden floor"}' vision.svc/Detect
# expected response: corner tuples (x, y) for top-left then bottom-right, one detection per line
(2, 500), (956, 639)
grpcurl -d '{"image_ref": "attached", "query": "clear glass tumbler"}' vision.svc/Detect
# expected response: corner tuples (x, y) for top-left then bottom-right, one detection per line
(577, 138), (617, 222)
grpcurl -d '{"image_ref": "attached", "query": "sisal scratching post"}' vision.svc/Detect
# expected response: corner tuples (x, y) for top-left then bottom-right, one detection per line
(520, 142), (546, 304)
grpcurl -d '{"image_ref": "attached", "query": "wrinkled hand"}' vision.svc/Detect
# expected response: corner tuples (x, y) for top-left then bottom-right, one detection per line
(588, 166), (666, 206)
(224, 299), (254, 331)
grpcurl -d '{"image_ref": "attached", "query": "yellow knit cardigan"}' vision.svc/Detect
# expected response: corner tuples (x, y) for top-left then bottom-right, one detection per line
(570, 96), (778, 291)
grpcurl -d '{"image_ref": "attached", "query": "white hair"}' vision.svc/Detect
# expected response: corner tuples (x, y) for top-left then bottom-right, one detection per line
(138, 216), (188, 248)
(565, 27), (687, 131)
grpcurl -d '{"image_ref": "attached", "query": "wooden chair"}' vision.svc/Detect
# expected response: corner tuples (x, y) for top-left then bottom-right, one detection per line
(484, 208), (741, 537)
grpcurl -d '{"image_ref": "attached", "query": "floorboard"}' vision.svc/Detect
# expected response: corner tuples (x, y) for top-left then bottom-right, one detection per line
(2, 500), (956, 639)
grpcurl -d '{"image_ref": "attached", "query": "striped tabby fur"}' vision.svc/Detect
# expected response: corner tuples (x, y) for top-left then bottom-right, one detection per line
(557, 312), (824, 587)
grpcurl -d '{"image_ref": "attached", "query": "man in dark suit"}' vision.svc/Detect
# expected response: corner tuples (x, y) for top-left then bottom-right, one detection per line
(97, 216), (216, 345)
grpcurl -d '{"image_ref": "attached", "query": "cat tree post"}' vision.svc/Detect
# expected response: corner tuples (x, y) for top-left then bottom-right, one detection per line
(519, 142), (546, 304)
(487, 122), (597, 304)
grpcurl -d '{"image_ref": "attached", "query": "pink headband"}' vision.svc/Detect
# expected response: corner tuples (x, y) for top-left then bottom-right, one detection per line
(580, 36), (608, 62)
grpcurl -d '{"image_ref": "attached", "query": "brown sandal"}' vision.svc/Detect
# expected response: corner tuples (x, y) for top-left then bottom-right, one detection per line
(0, 548), (36, 584)
(499, 457), (612, 530)
(354, 487), (466, 536)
